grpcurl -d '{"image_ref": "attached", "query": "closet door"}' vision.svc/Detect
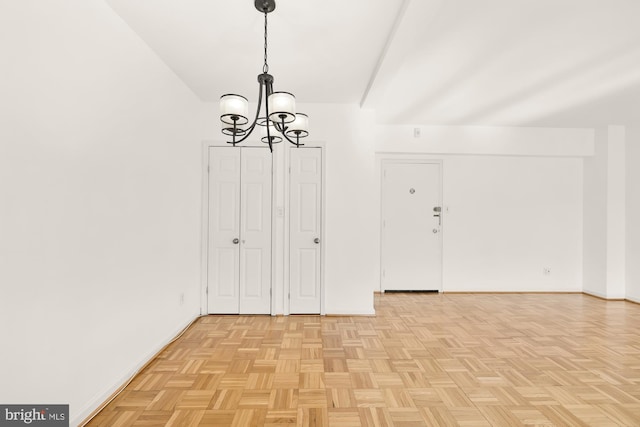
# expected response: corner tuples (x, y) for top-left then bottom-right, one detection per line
(239, 148), (272, 314)
(208, 147), (241, 314)
(207, 147), (272, 314)
(289, 147), (322, 314)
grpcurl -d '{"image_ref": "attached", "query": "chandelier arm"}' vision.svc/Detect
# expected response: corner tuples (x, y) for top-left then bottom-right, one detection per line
(274, 117), (302, 147)
(226, 81), (265, 145)
(266, 125), (273, 151)
(264, 86), (274, 152)
(232, 119), (239, 145)
(280, 130), (304, 147)
(273, 120), (285, 133)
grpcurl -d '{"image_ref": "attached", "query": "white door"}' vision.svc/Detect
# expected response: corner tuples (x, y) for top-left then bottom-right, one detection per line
(208, 148), (241, 313)
(289, 147), (322, 314)
(208, 147), (272, 314)
(239, 148), (272, 314)
(381, 161), (442, 291)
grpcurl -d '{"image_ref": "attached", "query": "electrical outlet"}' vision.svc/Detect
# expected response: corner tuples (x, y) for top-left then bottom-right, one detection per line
(543, 268), (551, 276)
(179, 293), (185, 305)
(413, 127), (421, 138)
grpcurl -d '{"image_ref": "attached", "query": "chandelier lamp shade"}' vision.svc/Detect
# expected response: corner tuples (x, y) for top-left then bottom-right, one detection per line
(220, 0), (309, 152)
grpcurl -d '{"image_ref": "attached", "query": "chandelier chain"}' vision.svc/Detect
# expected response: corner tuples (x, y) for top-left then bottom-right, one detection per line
(263, 11), (269, 74)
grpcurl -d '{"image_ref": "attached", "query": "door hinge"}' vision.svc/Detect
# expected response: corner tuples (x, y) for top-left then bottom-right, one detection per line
(207, 165), (210, 173)
(288, 293), (291, 300)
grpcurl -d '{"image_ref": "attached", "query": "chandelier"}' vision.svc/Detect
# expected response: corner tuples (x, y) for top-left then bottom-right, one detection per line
(220, 0), (309, 152)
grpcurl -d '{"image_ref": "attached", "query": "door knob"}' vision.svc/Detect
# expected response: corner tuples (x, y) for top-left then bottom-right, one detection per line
(233, 238), (239, 244)
(432, 229), (439, 234)
(314, 238), (320, 244)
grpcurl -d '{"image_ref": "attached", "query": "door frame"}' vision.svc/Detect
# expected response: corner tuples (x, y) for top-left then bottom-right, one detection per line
(378, 157), (444, 293)
(200, 141), (276, 315)
(284, 143), (326, 315)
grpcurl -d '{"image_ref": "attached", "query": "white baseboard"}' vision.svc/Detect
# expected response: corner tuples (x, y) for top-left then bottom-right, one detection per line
(325, 310), (376, 316)
(583, 289), (609, 299)
(71, 314), (200, 427)
(626, 294), (640, 304)
(443, 289), (582, 294)
(583, 289), (627, 300)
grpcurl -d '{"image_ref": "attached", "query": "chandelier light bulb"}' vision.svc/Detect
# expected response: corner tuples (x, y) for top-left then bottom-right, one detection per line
(268, 92), (296, 124)
(287, 113), (309, 136)
(220, 94), (249, 125)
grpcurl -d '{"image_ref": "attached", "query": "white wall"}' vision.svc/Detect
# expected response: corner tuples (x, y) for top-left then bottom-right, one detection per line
(0, 1), (203, 423)
(373, 126), (591, 293)
(314, 105), (378, 314)
(375, 125), (594, 156)
(582, 127), (609, 297)
(606, 127), (626, 298)
(582, 126), (628, 299)
(441, 156), (583, 291)
(627, 124), (640, 302)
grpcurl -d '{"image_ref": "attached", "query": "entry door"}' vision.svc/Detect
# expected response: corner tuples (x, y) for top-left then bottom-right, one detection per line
(289, 147), (322, 314)
(208, 147), (272, 314)
(381, 161), (442, 291)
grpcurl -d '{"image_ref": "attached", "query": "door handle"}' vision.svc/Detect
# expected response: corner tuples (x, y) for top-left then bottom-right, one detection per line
(233, 238), (239, 244)
(314, 238), (320, 244)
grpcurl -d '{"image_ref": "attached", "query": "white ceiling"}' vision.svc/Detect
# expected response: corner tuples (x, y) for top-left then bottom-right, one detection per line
(106, 0), (640, 127)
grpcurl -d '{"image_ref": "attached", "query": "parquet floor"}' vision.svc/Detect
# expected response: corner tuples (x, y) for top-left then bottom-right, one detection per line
(87, 293), (640, 426)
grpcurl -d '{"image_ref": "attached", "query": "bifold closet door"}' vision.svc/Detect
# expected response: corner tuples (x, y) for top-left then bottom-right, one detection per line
(238, 148), (272, 314)
(208, 148), (241, 314)
(208, 147), (272, 314)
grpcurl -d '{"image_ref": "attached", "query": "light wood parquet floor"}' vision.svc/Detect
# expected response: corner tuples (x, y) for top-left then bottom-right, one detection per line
(87, 293), (640, 426)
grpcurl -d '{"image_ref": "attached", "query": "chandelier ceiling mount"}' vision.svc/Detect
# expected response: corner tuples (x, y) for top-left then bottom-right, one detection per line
(255, 0), (276, 14)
